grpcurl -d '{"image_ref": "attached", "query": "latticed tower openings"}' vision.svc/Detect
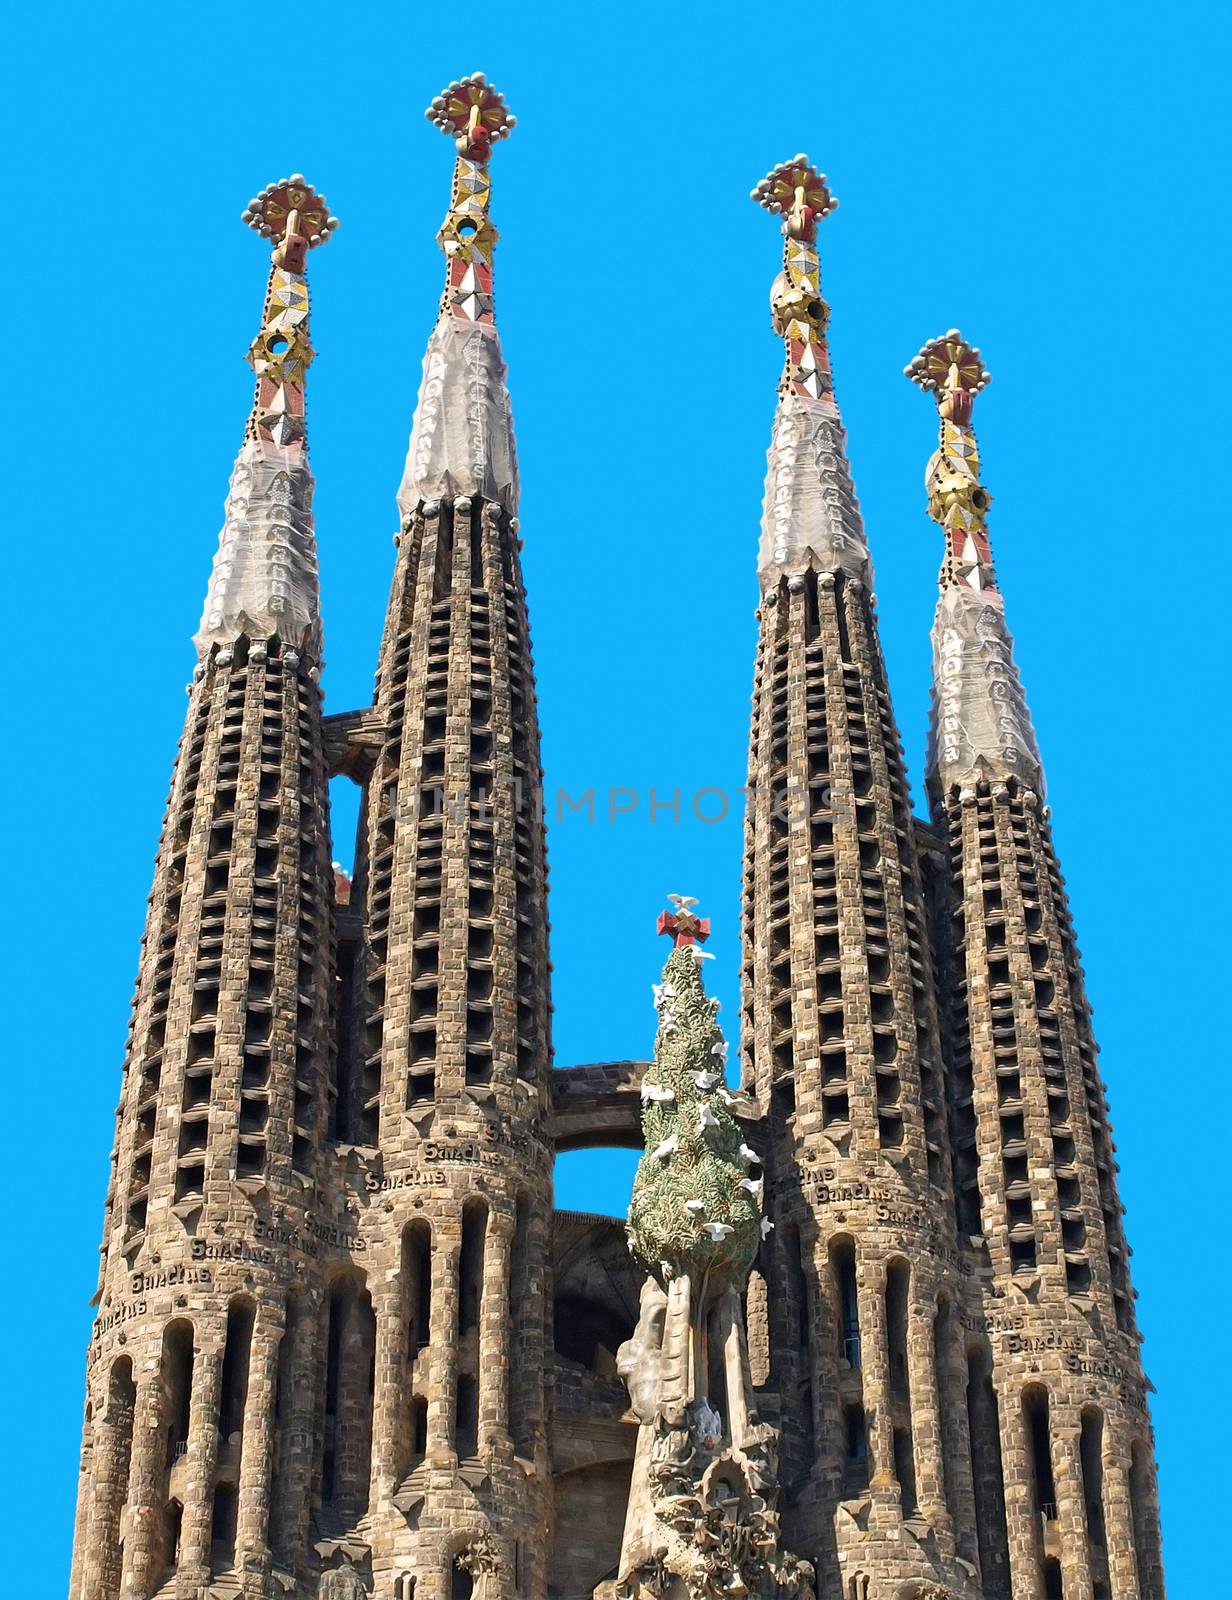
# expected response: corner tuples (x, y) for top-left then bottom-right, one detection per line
(68, 94), (1164, 1600)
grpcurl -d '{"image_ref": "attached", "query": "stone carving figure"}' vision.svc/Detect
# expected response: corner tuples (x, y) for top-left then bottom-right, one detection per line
(615, 911), (812, 1600)
(319, 1556), (368, 1600)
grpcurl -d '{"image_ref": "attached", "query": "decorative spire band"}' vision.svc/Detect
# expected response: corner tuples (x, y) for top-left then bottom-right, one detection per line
(195, 180), (338, 659)
(908, 332), (1043, 796)
(751, 158), (867, 590)
(398, 73), (519, 516)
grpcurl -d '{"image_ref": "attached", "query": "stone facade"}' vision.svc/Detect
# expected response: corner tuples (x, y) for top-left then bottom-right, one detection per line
(67, 125), (1163, 1600)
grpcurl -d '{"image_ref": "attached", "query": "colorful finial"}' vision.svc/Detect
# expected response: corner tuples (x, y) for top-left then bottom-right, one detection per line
(751, 157), (867, 589)
(396, 77), (520, 517)
(195, 180), (335, 657)
(237, 177), (338, 450)
(424, 72), (514, 325)
(907, 330), (996, 593)
(752, 156), (839, 400)
(906, 328), (991, 425)
(910, 333), (1043, 795)
(657, 894), (711, 948)
(425, 71), (516, 158)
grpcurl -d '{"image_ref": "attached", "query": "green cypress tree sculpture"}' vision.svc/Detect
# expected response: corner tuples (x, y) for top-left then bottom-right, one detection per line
(627, 898), (761, 1297)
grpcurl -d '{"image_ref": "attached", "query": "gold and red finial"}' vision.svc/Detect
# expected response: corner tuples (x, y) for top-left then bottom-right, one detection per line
(752, 156), (839, 401)
(237, 178), (337, 449)
(905, 330), (991, 426)
(425, 71), (516, 160)
(907, 331), (997, 594)
(751, 155), (839, 241)
(242, 176), (338, 270)
(657, 894), (711, 948)
(424, 74), (514, 326)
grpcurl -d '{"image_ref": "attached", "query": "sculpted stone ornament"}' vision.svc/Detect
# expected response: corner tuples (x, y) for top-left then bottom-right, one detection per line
(456, 1533), (503, 1577)
(615, 903), (812, 1600)
(319, 1555), (369, 1599)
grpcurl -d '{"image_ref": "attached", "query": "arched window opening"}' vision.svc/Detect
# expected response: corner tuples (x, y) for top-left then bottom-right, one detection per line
(510, 1190), (533, 1450)
(162, 1320), (195, 1468)
(829, 1236), (859, 1367)
(459, 1201), (488, 1338)
(322, 1287), (344, 1505)
(455, 1374), (479, 1459)
(210, 1483), (238, 1568)
(966, 1345), (1011, 1600)
(403, 1220), (433, 1352)
(1129, 1440), (1164, 1600)
(219, 1299), (255, 1441)
(320, 1277), (375, 1518)
(162, 1500), (183, 1584)
(452, 1558), (475, 1600)
(932, 1299), (966, 1551)
(894, 1427), (918, 1517)
(843, 1404), (870, 1494)
(92, 1357), (136, 1598)
(885, 1259), (910, 1398)
(885, 1259), (916, 1517)
(1042, 1557), (1063, 1598)
(1024, 1386), (1057, 1520)
(409, 1394), (428, 1462)
(1080, 1407), (1106, 1550)
(269, 1292), (305, 1566)
(785, 1224), (812, 1354)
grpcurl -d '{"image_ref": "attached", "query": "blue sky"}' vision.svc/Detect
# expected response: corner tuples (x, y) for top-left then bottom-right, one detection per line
(2, 3), (1228, 1594)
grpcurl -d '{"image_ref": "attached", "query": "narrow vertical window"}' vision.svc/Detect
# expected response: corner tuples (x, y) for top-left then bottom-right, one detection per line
(459, 1201), (487, 1338)
(966, 1344), (1010, 1600)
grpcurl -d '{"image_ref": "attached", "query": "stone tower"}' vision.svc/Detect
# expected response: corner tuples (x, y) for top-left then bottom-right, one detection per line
(69, 177), (342, 1600)
(67, 108), (1165, 1600)
(738, 159), (972, 1599)
(904, 332), (1164, 1600)
(334, 70), (554, 1600)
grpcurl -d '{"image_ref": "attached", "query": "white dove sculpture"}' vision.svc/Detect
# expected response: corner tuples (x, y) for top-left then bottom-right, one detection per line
(703, 1221), (735, 1241)
(640, 1081), (675, 1104)
(651, 1135), (678, 1162)
(667, 893), (699, 913)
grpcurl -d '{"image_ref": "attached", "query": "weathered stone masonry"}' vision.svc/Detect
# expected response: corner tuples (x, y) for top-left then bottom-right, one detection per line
(68, 126), (1163, 1600)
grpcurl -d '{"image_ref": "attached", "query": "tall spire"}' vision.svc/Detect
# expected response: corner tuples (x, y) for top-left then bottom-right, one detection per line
(907, 331), (1042, 798)
(740, 163), (962, 1587)
(399, 71), (519, 515)
(751, 157), (867, 588)
(195, 177), (338, 658)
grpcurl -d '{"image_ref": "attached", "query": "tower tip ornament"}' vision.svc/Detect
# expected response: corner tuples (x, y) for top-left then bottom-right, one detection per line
(908, 330), (996, 586)
(242, 176), (339, 257)
(751, 155), (838, 237)
(752, 155), (868, 589)
(195, 178), (332, 658)
(906, 329), (991, 425)
(397, 73), (520, 516)
(657, 894), (711, 948)
(425, 72), (516, 158)
(911, 331), (1044, 797)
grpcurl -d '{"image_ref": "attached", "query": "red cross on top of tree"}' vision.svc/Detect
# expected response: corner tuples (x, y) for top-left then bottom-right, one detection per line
(657, 894), (711, 947)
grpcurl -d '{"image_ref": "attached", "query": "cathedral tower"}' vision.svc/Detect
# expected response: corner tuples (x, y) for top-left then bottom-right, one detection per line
(739, 161), (975, 1597)
(335, 73), (554, 1600)
(65, 107), (1167, 1600)
(907, 333), (1164, 1600)
(70, 180), (341, 1600)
